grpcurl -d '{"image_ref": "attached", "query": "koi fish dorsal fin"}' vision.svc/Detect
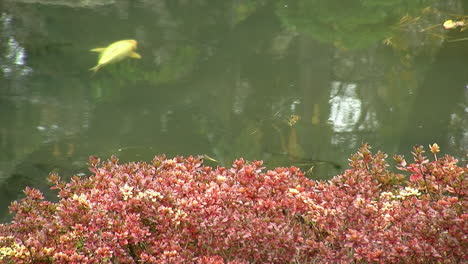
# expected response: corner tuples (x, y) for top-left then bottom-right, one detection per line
(129, 51), (142, 59)
(90, 48), (106, 52)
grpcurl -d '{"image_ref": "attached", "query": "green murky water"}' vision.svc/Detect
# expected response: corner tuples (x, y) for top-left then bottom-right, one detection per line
(1, 0), (467, 221)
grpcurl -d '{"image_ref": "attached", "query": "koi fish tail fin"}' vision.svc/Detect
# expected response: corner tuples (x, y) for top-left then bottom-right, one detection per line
(89, 65), (100, 75)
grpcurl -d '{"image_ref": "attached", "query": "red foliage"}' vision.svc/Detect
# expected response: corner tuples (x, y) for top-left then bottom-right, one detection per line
(0, 146), (466, 263)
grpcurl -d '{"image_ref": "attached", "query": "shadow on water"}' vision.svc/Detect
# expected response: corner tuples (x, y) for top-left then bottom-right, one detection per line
(0, 139), (89, 222)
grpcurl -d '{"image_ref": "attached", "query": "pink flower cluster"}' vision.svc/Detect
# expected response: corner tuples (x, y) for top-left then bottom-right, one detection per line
(0, 145), (466, 263)
(298, 144), (467, 263)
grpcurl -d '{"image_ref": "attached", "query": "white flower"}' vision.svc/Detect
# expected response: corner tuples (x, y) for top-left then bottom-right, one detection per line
(120, 184), (134, 200)
(72, 193), (91, 207)
(288, 188), (300, 195)
(380, 191), (394, 200)
(136, 189), (163, 202)
(396, 187), (421, 199)
(383, 213), (393, 223)
(382, 201), (395, 211)
(353, 196), (365, 207)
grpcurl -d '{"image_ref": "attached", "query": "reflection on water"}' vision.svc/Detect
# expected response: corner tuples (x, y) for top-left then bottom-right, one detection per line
(0, 13), (32, 78)
(1, 0), (467, 222)
(328, 82), (362, 133)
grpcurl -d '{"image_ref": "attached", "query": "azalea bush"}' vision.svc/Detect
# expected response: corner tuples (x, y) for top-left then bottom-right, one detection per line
(0, 145), (466, 263)
(298, 144), (466, 263)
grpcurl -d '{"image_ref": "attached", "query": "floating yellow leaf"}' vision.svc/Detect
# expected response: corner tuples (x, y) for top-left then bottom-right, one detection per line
(287, 114), (300, 127)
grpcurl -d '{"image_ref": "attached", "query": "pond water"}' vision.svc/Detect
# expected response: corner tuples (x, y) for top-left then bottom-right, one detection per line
(1, 0), (467, 221)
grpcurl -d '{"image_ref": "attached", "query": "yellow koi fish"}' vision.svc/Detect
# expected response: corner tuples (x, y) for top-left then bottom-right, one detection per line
(443, 19), (465, 30)
(89, 39), (141, 73)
